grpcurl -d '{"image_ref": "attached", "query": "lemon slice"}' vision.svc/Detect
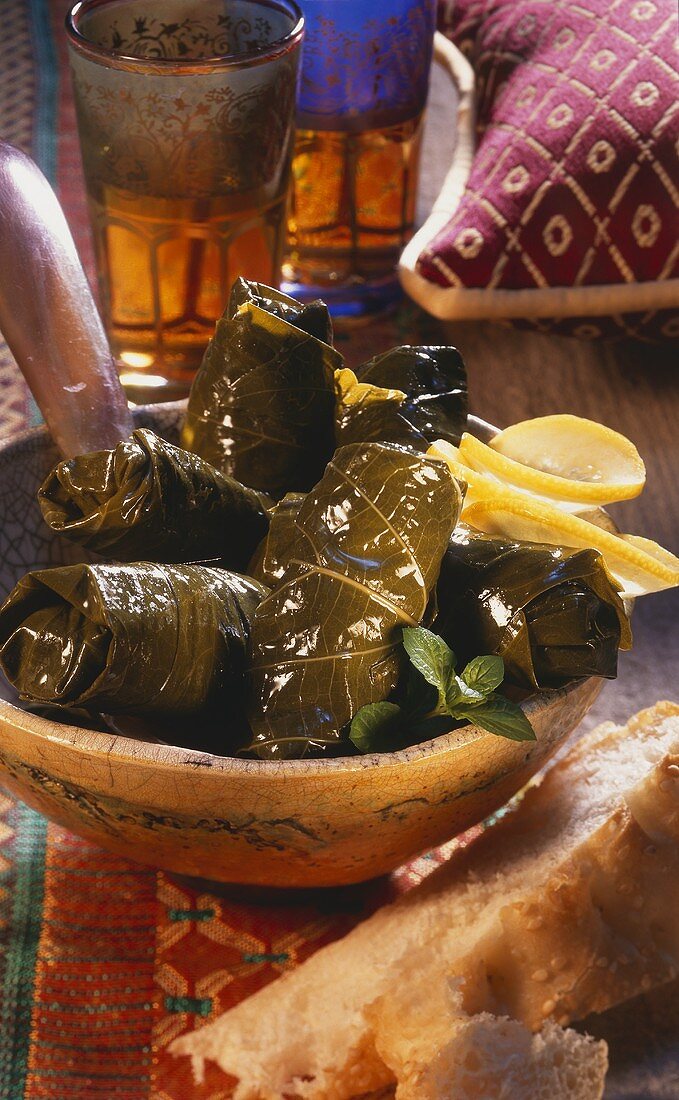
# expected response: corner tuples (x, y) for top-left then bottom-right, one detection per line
(619, 534), (679, 574)
(573, 507), (620, 534)
(430, 438), (588, 514)
(463, 497), (679, 598)
(475, 415), (645, 504)
(428, 439), (506, 504)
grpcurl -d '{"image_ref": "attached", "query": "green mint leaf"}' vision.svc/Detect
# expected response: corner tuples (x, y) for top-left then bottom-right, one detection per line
(446, 674), (485, 711)
(402, 627), (456, 704)
(349, 701), (405, 753)
(350, 637), (521, 754)
(462, 696), (537, 742)
(461, 655), (505, 695)
(443, 674), (462, 709)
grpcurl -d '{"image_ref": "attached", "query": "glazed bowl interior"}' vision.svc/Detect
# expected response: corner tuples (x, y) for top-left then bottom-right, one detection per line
(0, 404), (601, 887)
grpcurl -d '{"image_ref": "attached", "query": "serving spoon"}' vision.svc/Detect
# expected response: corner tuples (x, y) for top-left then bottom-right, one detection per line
(0, 141), (133, 457)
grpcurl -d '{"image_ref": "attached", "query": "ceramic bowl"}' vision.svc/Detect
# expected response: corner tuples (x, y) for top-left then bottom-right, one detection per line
(0, 404), (601, 887)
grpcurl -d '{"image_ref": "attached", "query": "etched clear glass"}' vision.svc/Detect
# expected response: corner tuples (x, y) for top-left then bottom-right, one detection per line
(66, 0), (304, 399)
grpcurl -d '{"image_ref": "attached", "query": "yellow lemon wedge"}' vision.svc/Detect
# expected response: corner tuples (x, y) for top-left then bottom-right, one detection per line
(572, 507), (620, 534)
(428, 439), (506, 505)
(469, 415), (646, 504)
(431, 439), (595, 513)
(463, 496), (679, 598)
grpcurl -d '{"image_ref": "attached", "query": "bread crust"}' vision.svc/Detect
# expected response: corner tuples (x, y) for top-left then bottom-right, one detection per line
(456, 764), (679, 1028)
(171, 702), (679, 1100)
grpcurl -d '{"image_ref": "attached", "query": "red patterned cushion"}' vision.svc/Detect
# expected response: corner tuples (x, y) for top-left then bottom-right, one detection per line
(400, 0), (679, 340)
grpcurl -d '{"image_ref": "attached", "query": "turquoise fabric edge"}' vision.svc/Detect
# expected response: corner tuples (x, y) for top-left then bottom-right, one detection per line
(0, 803), (48, 1098)
(27, 0), (60, 428)
(31, 0), (58, 184)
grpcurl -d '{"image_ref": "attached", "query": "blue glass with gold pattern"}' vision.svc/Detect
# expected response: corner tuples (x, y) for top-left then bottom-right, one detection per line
(282, 0), (437, 318)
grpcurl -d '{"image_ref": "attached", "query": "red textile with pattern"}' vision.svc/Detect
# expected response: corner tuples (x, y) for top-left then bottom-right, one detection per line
(428, 0), (679, 339)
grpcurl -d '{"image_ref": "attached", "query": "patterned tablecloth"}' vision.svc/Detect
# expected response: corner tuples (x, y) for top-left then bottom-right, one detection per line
(0, 4), (464, 1097)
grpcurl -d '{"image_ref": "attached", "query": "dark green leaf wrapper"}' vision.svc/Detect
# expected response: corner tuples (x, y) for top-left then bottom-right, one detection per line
(181, 299), (342, 499)
(247, 442), (463, 759)
(435, 527), (632, 690)
(38, 429), (270, 571)
(248, 492), (306, 587)
(228, 277), (333, 345)
(335, 398), (428, 453)
(0, 563), (268, 722)
(342, 345), (467, 450)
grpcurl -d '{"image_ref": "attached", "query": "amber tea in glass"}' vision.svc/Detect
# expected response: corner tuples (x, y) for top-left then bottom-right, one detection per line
(282, 0), (436, 319)
(288, 115), (423, 290)
(66, 0), (304, 399)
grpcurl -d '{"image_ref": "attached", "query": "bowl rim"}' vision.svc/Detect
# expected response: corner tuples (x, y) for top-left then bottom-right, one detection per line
(0, 405), (592, 776)
(0, 679), (588, 774)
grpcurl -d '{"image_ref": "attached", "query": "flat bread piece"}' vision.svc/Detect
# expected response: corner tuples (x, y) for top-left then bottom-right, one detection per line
(369, 980), (608, 1100)
(400, 1015), (608, 1100)
(170, 702), (679, 1100)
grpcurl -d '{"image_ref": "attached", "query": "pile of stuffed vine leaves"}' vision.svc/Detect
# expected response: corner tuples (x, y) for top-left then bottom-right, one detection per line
(181, 280), (341, 498)
(434, 527), (632, 690)
(0, 563), (266, 720)
(0, 274), (640, 759)
(38, 428), (270, 571)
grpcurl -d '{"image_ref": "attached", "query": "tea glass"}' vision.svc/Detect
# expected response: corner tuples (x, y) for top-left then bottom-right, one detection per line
(281, 0), (437, 319)
(66, 0), (304, 400)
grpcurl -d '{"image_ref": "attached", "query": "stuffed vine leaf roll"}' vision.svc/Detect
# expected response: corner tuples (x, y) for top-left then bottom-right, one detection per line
(181, 298), (341, 499)
(434, 527), (632, 690)
(0, 563), (267, 719)
(334, 366), (426, 452)
(247, 442), (463, 759)
(338, 343), (466, 446)
(38, 429), (270, 571)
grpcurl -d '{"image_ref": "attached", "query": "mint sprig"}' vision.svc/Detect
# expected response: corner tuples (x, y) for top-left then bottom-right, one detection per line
(349, 627), (535, 753)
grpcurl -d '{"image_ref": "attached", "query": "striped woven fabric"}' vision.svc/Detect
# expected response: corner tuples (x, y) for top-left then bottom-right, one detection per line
(0, 6), (465, 1094)
(1, 802), (461, 1099)
(0, 789), (465, 1099)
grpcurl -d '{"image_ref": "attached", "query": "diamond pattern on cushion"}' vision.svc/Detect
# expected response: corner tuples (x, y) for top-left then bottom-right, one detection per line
(416, 0), (679, 338)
